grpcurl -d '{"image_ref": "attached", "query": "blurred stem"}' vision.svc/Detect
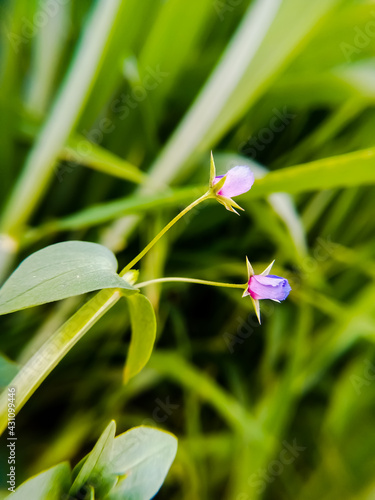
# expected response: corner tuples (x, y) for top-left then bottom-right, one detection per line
(137, 277), (246, 290)
(274, 97), (366, 168)
(0, 289), (121, 435)
(0, 0), (122, 281)
(120, 192), (212, 275)
(25, 0), (70, 117)
(149, 351), (264, 440)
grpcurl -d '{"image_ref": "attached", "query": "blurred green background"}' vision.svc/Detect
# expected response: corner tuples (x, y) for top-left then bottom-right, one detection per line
(1, 0), (375, 498)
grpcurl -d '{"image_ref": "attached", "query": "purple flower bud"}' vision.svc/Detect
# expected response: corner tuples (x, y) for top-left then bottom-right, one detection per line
(213, 166), (254, 198)
(247, 274), (291, 302)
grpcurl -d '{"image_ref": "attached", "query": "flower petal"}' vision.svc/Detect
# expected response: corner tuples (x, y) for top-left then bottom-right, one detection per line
(261, 260), (275, 276)
(251, 297), (261, 324)
(248, 274), (291, 301)
(213, 166), (254, 198)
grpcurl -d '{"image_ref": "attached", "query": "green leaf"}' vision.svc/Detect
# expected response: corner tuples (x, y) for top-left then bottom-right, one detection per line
(145, 0), (340, 188)
(0, 353), (19, 387)
(138, 0), (214, 121)
(106, 426), (177, 500)
(252, 147), (375, 198)
(215, 153), (308, 254)
(70, 420), (117, 498)
(0, 241), (136, 315)
(5, 463), (71, 500)
(62, 135), (147, 184)
(78, 0), (157, 129)
(27, 186), (205, 238)
(123, 293), (157, 383)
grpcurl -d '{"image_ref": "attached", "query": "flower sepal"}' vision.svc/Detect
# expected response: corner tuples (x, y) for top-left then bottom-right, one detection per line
(214, 195), (245, 215)
(243, 257), (291, 324)
(210, 175), (227, 195)
(209, 150), (218, 187)
(208, 152), (254, 215)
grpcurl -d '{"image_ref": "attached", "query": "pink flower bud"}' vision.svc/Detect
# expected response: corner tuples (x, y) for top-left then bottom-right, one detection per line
(247, 274), (291, 301)
(213, 166), (254, 198)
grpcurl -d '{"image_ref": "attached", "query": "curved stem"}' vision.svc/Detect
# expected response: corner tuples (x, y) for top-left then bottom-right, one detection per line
(0, 193), (214, 432)
(120, 192), (211, 276)
(137, 277), (246, 290)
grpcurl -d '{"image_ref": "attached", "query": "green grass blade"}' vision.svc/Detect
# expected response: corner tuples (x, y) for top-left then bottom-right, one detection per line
(0, 0), (123, 237)
(252, 147), (375, 198)
(24, 186), (205, 241)
(123, 293), (156, 383)
(0, 288), (121, 434)
(147, 0), (282, 188)
(62, 135), (147, 184)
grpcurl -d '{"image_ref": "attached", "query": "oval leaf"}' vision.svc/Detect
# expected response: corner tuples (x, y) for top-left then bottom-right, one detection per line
(123, 293), (157, 383)
(106, 426), (177, 500)
(70, 420), (117, 498)
(0, 241), (136, 315)
(5, 463), (71, 500)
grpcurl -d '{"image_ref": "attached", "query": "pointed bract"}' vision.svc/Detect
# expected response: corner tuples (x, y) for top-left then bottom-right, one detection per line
(261, 260), (275, 276)
(242, 257), (291, 324)
(212, 175), (227, 195)
(251, 297), (261, 324)
(246, 256), (255, 278)
(209, 151), (216, 186)
(209, 154), (254, 215)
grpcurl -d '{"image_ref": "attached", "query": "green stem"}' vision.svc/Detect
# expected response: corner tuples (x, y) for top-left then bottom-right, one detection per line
(149, 351), (264, 440)
(119, 192), (211, 276)
(0, 193), (212, 432)
(137, 277), (246, 290)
